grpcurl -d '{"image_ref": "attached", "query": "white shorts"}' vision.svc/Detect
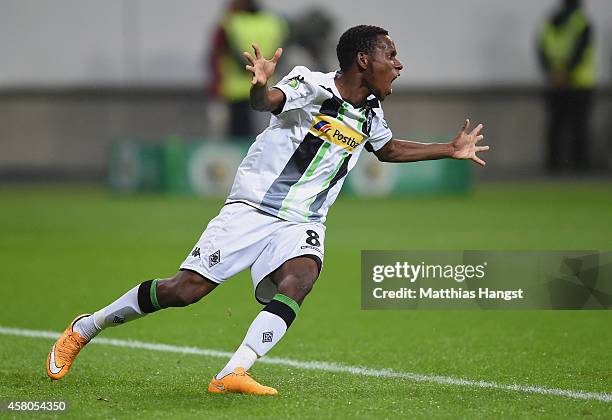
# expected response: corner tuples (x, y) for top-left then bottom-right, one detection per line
(180, 202), (325, 304)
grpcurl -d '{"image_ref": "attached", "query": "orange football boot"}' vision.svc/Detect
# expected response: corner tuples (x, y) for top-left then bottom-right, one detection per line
(208, 367), (278, 395)
(46, 314), (90, 380)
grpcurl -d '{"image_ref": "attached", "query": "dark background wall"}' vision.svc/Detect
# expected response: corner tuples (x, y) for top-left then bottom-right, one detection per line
(1, 88), (610, 181)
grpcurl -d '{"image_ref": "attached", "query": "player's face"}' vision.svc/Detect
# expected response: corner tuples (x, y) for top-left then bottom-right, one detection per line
(364, 35), (403, 101)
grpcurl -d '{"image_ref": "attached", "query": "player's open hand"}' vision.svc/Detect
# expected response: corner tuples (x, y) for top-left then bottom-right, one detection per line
(244, 44), (283, 87)
(450, 119), (489, 166)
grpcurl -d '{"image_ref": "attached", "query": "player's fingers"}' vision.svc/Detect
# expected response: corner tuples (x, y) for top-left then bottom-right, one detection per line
(475, 134), (484, 142)
(251, 68), (266, 85)
(477, 145), (490, 152)
(472, 156), (486, 167)
(243, 51), (255, 65)
(462, 118), (470, 133)
(470, 123), (483, 137)
(251, 71), (262, 85)
(271, 47), (283, 63)
(245, 65), (255, 73)
(252, 43), (262, 59)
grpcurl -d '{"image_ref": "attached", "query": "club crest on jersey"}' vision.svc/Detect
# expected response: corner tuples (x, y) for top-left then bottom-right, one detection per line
(286, 75), (304, 89)
(309, 115), (365, 153)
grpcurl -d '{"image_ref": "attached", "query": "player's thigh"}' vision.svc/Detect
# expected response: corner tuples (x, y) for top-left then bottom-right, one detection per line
(179, 203), (278, 284)
(251, 222), (325, 304)
(157, 269), (218, 306)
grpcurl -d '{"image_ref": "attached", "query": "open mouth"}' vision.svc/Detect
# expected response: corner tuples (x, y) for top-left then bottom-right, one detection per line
(387, 74), (400, 95)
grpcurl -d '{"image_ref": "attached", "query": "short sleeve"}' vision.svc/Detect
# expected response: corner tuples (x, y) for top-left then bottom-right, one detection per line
(272, 66), (319, 114)
(365, 108), (393, 152)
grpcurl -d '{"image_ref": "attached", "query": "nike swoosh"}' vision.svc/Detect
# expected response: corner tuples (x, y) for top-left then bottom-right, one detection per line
(49, 344), (64, 375)
(214, 384), (225, 391)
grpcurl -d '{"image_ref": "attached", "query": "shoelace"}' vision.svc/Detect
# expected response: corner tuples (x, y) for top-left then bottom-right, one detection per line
(56, 333), (85, 361)
(234, 369), (255, 381)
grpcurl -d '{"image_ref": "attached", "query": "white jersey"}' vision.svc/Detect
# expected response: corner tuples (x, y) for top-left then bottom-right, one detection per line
(226, 66), (393, 223)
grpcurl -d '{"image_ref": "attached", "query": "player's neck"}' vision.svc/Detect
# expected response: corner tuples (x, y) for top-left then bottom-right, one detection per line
(334, 72), (371, 108)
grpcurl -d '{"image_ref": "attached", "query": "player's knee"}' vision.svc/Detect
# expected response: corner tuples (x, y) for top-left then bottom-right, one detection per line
(273, 257), (320, 304)
(277, 273), (317, 304)
(174, 289), (200, 307)
(178, 272), (212, 306)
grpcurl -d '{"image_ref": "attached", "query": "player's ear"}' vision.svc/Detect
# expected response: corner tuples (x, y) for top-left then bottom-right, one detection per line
(357, 52), (369, 70)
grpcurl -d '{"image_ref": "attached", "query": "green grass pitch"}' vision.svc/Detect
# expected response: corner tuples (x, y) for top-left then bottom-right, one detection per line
(1, 183), (611, 418)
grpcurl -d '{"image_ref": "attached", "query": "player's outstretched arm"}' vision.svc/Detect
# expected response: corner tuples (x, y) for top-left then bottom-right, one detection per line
(244, 43), (285, 113)
(374, 119), (489, 166)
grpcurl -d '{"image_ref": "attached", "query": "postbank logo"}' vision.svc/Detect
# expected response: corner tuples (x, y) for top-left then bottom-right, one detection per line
(309, 115), (365, 153)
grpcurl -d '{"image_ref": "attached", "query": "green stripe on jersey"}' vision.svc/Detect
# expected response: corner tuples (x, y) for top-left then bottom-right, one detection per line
(356, 108), (366, 132)
(302, 152), (349, 220)
(337, 102), (349, 122)
(278, 142), (330, 219)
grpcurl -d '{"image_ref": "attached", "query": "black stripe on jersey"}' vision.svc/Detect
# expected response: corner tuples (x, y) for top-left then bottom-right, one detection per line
(320, 85), (380, 136)
(319, 87), (343, 118)
(261, 134), (325, 214)
(361, 99), (380, 136)
(362, 107), (374, 136)
(366, 98), (380, 109)
(321, 85), (380, 110)
(307, 153), (352, 219)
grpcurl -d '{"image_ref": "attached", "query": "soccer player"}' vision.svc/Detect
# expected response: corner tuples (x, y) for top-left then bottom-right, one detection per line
(46, 25), (488, 395)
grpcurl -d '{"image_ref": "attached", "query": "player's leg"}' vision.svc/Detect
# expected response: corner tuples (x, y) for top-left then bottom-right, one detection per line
(210, 221), (324, 395)
(46, 270), (217, 380)
(75, 270), (217, 339)
(271, 256), (320, 304)
(47, 203), (276, 381)
(209, 256), (319, 395)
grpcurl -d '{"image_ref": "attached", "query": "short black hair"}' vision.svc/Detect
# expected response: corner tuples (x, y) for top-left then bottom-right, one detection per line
(336, 25), (389, 71)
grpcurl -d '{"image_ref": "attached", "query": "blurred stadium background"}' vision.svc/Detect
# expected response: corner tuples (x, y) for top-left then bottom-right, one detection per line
(1, 0), (611, 186)
(1, 1), (611, 417)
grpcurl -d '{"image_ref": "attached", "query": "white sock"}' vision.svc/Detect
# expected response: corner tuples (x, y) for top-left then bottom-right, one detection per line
(215, 311), (288, 379)
(74, 284), (145, 340)
(215, 345), (258, 379)
(73, 315), (100, 341)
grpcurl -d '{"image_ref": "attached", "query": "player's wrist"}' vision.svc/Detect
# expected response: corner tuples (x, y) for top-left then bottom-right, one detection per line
(445, 142), (457, 159)
(251, 77), (268, 89)
(249, 84), (268, 112)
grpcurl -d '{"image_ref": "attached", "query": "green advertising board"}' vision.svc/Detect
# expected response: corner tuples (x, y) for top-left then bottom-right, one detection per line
(109, 138), (471, 197)
(345, 149), (471, 196)
(108, 142), (164, 192)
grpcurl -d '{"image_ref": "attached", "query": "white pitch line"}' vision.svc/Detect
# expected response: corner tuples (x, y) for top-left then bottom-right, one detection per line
(2, 326), (611, 403)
